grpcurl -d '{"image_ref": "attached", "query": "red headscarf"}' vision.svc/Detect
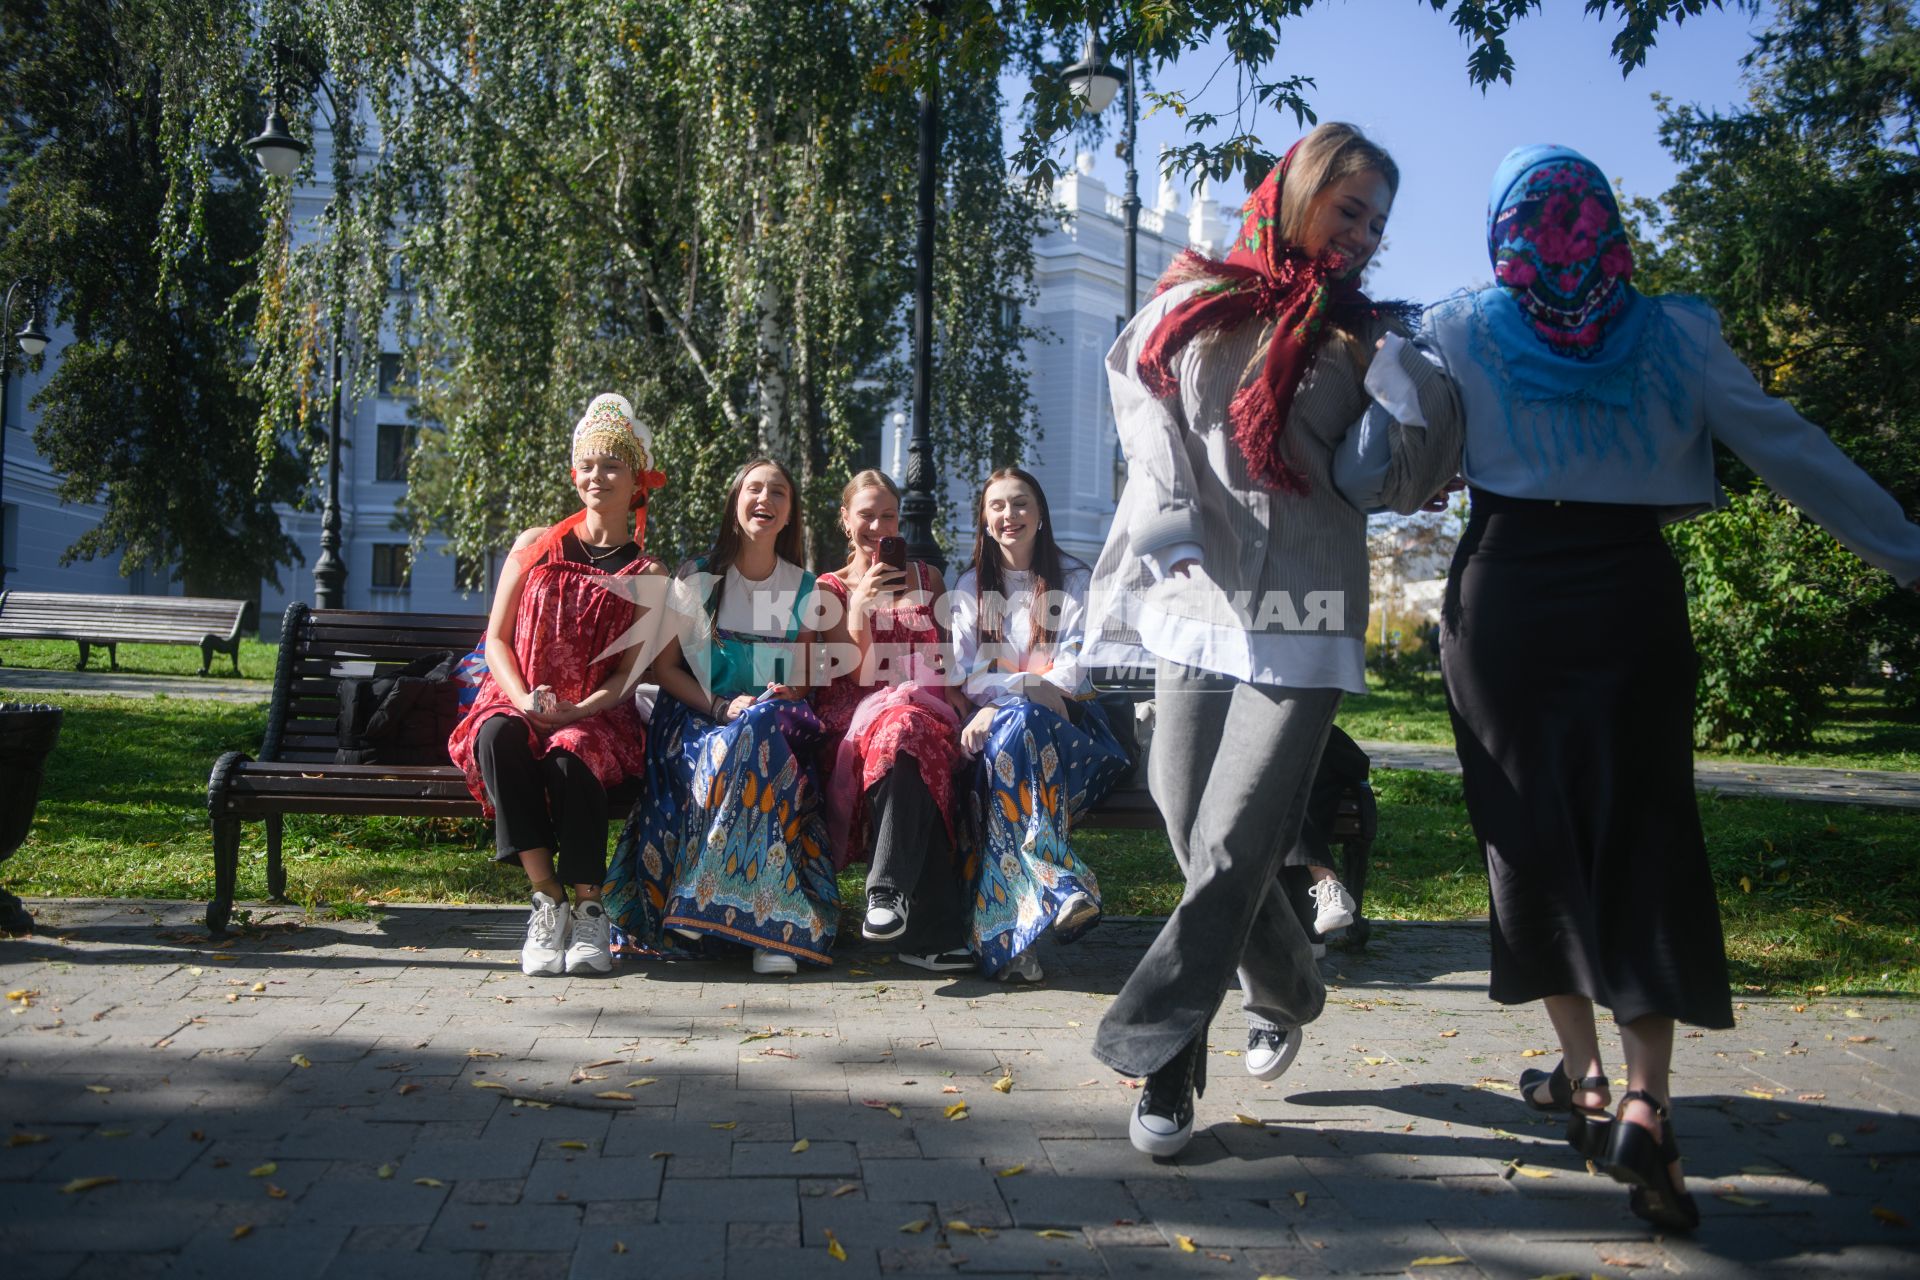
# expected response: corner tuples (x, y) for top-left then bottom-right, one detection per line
(1136, 143), (1410, 494)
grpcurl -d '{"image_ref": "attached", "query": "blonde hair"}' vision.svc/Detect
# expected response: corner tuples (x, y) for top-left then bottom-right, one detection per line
(840, 469), (901, 556)
(1273, 122), (1400, 246)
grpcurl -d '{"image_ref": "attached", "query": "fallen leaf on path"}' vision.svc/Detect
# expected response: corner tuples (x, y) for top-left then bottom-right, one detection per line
(265, 1183), (287, 1199)
(946, 1220), (974, 1235)
(231, 1224), (253, 1240)
(595, 1092), (633, 1102)
(886, 1105), (903, 1118)
(1438, 1029), (1458, 1038)
(1519, 1049), (1547, 1058)
(1035, 1229), (1074, 1239)
(557, 1141), (590, 1151)
(830, 1184), (858, 1197)
(1717, 1193), (1767, 1207)
(8, 1134), (50, 1147)
(792, 1139), (811, 1153)
(944, 1102), (969, 1120)
(625, 1078), (658, 1088)
(997, 1163), (1026, 1177)
(993, 1076), (1014, 1094)
(248, 1163), (278, 1177)
(611, 1241), (628, 1254)
(377, 1164), (394, 1179)
(1871, 1206), (1909, 1228)
(1798, 1092), (1826, 1101)
(711, 1121), (737, 1130)
(1291, 1190), (1308, 1207)
(1175, 1234), (1197, 1253)
(466, 1049), (502, 1058)
(472, 1081), (509, 1091)
(85, 1085), (112, 1094)
(899, 1220), (928, 1234)
(289, 1054), (312, 1069)
(413, 1178), (444, 1187)
(761, 1049), (798, 1060)
(581, 1058), (622, 1070)
(1408, 1258), (1469, 1267)
(1233, 1113), (1264, 1127)
(59, 1176), (118, 1194)
(1828, 1133), (1849, 1148)
(1506, 1162), (1553, 1180)
(941, 1086), (962, 1094)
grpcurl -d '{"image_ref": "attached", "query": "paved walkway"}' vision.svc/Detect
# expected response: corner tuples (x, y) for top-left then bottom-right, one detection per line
(4, 900), (1913, 1278)
(1358, 741), (1920, 811)
(0, 667), (268, 705)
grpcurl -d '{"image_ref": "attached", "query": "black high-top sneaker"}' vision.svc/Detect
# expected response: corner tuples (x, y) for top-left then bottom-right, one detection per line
(1129, 1032), (1207, 1157)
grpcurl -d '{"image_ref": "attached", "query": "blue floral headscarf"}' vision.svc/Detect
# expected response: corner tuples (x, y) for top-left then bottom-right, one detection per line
(1488, 144), (1637, 358)
(1447, 144), (1700, 473)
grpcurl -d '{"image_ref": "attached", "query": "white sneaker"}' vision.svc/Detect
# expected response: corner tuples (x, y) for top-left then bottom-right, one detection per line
(1309, 878), (1356, 934)
(1245, 1024), (1303, 1081)
(521, 892), (570, 976)
(863, 888), (908, 941)
(998, 951), (1044, 983)
(751, 949), (798, 975)
(1053, 890), (1100, 935)
(565, 900), (613, 974)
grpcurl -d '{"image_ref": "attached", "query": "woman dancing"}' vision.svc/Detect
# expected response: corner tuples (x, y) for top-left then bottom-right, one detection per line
(1347, 144), (1920, 1229)
(1085, 123), (1462, 1156)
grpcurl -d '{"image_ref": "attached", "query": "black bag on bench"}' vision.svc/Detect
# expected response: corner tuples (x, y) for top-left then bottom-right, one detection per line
(336, 652), (462, 765)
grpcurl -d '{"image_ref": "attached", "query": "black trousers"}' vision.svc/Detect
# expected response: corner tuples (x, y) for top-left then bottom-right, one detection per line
(865, 753), (966, 952)
(473, 714), (610, 886)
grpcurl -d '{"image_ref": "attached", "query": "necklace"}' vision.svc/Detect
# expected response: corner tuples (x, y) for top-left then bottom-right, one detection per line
(575, 535), (631, 565)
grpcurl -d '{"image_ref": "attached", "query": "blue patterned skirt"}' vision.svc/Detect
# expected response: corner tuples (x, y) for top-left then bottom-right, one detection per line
(962, 699), (1130, 976)
(604, 694), (839, 965)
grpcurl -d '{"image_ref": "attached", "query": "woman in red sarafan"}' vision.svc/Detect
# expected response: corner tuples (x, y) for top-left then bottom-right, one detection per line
(447, 392), (670, 978)
(814, 469), (967, 970)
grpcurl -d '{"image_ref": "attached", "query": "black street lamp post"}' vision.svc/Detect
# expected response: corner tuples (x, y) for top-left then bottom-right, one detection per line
(0, 279), (51, 594)
(248, 79), (350, 610)
(899, 0), (945, 570)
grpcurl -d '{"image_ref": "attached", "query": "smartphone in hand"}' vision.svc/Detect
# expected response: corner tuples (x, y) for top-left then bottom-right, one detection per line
(876, 535), (907, 570)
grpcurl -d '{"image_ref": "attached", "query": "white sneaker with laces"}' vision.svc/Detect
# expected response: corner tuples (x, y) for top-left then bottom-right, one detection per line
(1244, 1024), (1304, 1080)
(752, 949), (798, 975)
(521, 891), (570, 976)
(998, 951), (1044, 983)
(565, 899), (613, 974)
(863, 888), (908, 941)
(1309, 878), (1356, 934)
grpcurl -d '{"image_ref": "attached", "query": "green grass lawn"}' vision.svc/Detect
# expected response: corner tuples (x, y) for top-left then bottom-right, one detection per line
(1337, 674), (1920, 773)
(5, 689), (1915, 997)
(0, 635), (279, 681)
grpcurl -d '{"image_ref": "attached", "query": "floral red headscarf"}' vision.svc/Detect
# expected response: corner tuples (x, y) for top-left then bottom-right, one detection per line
(1137, 142), (1413, 493)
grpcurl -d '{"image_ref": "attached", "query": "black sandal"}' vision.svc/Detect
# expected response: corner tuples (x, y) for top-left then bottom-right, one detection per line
(1519, 1059), (1612, 1158)
(1603, 1090), (1700, 1232)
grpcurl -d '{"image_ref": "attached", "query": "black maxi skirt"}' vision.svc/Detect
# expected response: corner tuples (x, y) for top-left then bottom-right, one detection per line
(1440, 490), (1733, 1030)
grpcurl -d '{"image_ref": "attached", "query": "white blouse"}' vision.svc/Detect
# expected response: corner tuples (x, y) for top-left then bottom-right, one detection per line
(950, 562), (1093, 707)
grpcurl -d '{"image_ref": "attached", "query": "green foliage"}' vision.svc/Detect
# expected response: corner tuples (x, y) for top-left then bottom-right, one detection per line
(1666, 491), (1891, 752)
(0, 0), (305, 596)
(1628, 1), (1920, 729)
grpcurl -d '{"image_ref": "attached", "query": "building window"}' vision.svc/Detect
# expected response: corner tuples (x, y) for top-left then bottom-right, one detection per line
(378, 352), (413, 399)
(375, 423), (415, 482)
(370, 544), (411, 591)
(454, 552), (488, 595)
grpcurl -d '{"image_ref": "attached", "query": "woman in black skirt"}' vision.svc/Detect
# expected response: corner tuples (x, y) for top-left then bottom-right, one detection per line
(1343, 145), (1920, 1230)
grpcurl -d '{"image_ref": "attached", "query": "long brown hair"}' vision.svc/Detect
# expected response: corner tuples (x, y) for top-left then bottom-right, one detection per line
(704, 456), (805, 616)
(969, 466), (1078, 651)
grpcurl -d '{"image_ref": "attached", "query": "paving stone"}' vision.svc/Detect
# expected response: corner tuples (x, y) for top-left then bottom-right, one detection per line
(424, 1203), (583, 1252)
(569, 1224), (726, 1280)
(521, 1154), (664, 1203)
(655, 1176), (798, 1223)
(405, 1137), (542, 1181)
(730, 1139), (860, 1178)
(169, 1222), (351, 1280)
(996, 1170), (1141, 1228)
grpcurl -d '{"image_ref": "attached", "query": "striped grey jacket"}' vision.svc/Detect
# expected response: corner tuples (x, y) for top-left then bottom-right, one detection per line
(1087, 279), (1462, 665)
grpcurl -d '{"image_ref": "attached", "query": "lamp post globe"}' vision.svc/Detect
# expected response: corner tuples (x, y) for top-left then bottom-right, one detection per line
(246, 108), (308, 180)
(1062, 31), (1124, 115)
(15, 312), (48, 358)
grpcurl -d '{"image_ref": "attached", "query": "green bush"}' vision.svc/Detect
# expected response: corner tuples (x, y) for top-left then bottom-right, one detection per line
(1668, 490), (1892, 753)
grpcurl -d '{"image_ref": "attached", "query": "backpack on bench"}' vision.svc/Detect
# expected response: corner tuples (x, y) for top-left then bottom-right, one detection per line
(336, 652), (462, 765)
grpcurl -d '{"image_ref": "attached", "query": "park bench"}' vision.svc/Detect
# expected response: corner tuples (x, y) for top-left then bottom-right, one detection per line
(0, 590), (249, 676)
(205, 604), (1376, 945)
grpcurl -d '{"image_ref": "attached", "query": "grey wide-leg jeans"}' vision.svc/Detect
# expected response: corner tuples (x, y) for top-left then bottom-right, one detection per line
(1092, 658), (1340, 1078)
